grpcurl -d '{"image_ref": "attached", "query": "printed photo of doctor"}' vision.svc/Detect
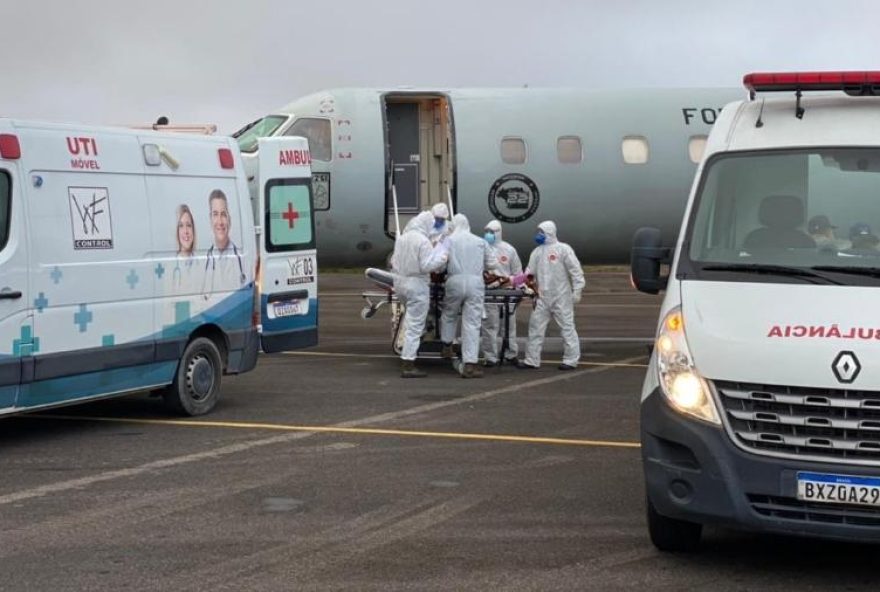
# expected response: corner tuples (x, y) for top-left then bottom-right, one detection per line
(201, 189), (246, 299)
(172, 204), (197, 293)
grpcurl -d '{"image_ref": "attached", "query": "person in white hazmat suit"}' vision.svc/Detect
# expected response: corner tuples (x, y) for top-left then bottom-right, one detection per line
(517, 221), (585, 370)
(429, 202), (450, 244)
(392, 211), (451, 378)
(479, 219), (523, 366)
(440, 213), (498, 378)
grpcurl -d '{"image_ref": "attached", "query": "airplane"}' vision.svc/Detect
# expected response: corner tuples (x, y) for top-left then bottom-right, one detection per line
(234, 87), (742, 267)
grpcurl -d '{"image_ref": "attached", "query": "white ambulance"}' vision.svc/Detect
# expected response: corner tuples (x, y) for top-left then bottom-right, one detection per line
(0, 121), (317, 417)
(632, 72), (880, 550)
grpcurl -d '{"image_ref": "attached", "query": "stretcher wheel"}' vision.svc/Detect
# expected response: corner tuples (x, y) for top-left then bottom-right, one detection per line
(361, 306), (376, 320)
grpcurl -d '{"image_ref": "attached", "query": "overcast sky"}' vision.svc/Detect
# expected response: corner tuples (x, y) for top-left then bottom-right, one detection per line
(3, 0), (879, 133)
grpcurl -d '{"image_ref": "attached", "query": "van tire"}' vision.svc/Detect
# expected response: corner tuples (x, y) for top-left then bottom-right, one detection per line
(647, 497), (702, 552)
(162, 337), (223, 416)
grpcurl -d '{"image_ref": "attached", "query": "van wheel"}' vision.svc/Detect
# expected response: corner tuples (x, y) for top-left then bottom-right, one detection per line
(647, 497), (702, 552)
(162, 337), (223, 416)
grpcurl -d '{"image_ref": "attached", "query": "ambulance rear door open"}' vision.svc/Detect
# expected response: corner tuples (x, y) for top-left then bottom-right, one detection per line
(257, 137), (318, 352)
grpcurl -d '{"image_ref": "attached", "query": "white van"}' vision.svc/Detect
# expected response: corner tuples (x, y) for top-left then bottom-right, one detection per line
(631, 72), (880, 550)
(0, 121), (317, 417)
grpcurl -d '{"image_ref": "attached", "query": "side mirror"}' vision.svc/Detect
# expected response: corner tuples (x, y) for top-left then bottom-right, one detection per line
(631, 227), (671, 294)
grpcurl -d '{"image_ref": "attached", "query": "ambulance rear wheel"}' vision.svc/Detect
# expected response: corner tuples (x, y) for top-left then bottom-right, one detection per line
(163, 337), (223, 416)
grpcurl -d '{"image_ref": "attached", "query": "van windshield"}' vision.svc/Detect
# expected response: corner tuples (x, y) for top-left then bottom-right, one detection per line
(233, 115), (288, 153)
(682, 148), (880, 284)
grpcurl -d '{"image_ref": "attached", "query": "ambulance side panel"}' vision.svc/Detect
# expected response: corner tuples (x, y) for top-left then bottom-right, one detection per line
(3, 124), (258, 413)
(139, 135), (257, 377)
(0, 159), (30, 411)
(19, 129), (166, 409)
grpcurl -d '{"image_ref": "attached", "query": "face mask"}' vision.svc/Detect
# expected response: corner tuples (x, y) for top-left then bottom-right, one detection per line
(484, 231), (496, 244)
(433, 218), (446, 230)
(535, 233), (546, 245)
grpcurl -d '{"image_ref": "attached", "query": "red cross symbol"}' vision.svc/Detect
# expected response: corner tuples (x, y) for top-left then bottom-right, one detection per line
(282, 202), (299, 229)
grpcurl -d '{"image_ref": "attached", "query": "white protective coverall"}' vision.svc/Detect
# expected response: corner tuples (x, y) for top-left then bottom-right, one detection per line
(392, 211), (450, 361)
(440, 214), (498, 365)
(480, 220), (523, 364)
(523, 221), (585, 368)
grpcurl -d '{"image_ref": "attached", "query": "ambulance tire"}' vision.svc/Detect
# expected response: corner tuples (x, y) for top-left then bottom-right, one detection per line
(646, 497), (702, 553)
(163, 337), (223, 416)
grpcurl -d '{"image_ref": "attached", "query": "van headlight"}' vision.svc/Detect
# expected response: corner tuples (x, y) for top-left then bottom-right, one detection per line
(656, 306), (720, 425)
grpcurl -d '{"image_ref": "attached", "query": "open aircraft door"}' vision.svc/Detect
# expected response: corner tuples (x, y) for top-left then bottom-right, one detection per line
(257, 137), (318, 352)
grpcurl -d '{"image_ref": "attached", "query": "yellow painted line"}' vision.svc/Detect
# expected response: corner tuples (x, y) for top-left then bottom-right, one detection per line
(279, 350), (649, 368)
(36, 414), (640, 449)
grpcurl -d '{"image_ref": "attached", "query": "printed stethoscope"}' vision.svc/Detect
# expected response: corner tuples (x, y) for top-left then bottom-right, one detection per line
(205, 243), (246, 285)
(173, 255), (195, 286)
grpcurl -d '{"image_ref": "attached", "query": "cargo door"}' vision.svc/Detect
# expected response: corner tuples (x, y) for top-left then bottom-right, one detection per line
(257, 137), (318, 352)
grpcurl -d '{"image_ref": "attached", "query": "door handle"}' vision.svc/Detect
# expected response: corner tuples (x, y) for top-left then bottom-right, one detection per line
(0, 290), (22, 300)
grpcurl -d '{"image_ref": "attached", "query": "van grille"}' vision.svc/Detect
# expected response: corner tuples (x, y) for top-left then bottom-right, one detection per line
(748, 493), (880, 526)
(715, 381), (880, 465)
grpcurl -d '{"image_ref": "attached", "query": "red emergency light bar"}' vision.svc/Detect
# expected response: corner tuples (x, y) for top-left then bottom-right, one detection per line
(744, 71), (880, 96)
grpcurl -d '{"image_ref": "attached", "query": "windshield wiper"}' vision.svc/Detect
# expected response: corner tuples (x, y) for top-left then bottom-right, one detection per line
(811, 265), (880, 279)
(699, 263), (843, 285)
(231, 118), (259, 139)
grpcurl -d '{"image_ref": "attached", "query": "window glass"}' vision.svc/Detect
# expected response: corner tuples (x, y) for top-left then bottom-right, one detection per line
(622, 136), (650, 164)
(688, 135), (708, 164)
(501, 137), (527, 165)
(285, 118), (332, 162)
(266, 179), (314, 252)
(0, 173), (8, 251)
(557, 136), (583, 164)
(233, 115), (288, 153)
(686, 149), (880, 277)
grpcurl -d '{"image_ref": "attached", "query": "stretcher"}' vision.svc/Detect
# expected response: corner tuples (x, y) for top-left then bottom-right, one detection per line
(361, 268), (534, 358)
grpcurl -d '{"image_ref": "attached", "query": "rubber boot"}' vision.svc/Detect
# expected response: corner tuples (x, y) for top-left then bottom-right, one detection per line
(401, 360), (427, 378)
(461, 363), (483, 379)
(441, 343), (455, 360)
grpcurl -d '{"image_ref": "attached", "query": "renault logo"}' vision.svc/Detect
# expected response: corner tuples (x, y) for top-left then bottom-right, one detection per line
(832, 351), (861, 384)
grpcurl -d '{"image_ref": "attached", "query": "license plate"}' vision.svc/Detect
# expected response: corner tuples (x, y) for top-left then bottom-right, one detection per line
(796, 471), (880, 507)
(271, 299), (307, 318)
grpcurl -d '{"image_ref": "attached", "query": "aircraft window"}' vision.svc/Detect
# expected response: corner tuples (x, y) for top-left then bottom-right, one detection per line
(688, 135), (708, 164)
(622, 136), (650, 164)
(557, 136), (583, 164)
(501, 137), (527, 165)
(0, 172), (8, 252)
(233, 115), (288, 153)
(285, 118), (332, 162)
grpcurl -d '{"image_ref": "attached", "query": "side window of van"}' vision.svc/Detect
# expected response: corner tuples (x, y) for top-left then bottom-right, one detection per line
(285, 118), (332, 162)
(0, 172), (9, 251)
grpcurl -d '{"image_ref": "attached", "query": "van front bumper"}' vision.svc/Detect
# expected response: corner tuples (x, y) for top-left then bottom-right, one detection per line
(642, 387), (880, 542)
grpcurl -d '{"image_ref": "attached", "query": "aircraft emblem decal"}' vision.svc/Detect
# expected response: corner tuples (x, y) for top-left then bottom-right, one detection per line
(488, 173), (540, 224)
